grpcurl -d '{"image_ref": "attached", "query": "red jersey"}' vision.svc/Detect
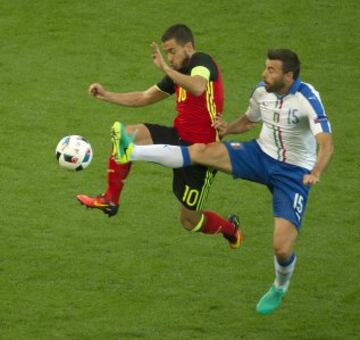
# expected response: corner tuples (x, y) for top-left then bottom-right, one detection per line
(156, 52), (224, 144)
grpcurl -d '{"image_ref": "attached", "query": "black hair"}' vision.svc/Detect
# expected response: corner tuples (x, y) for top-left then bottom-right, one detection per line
(161, 24), (195, 47)
(267, 49), (301, 79)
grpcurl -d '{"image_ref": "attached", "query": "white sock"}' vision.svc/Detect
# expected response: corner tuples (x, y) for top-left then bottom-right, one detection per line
(130, 144), (185, 168)
(274, 253), (297, 290)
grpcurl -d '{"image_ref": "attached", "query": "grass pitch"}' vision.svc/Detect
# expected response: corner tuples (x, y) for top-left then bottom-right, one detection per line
(1, 0), (359, 339)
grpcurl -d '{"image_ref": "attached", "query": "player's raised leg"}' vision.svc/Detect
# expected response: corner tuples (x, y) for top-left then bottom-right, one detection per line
(76, 123), (152, 217)
(113, 122), (234, 174)
(256, 218), (298, 315)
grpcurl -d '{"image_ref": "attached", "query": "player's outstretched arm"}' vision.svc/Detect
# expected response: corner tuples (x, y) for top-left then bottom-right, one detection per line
(151, 42), (207, 97)
(212, 115), (257, 137)
(88, 83), (168, 107)
(303, 132), (334, 185)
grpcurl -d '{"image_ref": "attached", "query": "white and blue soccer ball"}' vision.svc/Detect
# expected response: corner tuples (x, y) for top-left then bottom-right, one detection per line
(55, 135), (93, 171)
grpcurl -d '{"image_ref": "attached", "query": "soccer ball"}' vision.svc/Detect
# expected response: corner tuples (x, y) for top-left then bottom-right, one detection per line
(55, 135), (93, 171)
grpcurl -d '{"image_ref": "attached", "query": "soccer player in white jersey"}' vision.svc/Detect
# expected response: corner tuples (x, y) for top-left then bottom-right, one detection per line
(111, 49), (334, 314)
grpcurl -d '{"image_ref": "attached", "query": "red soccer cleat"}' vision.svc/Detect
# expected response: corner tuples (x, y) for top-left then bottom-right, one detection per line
(76, 194), (118, 217)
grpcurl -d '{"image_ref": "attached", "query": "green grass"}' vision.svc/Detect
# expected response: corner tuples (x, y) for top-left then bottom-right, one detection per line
(1, 0), (359, 339)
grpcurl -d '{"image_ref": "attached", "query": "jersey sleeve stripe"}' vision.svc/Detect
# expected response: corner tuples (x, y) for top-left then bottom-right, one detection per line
(317, 119), (331, 133)
(206, 81), (220, 141)
(299, 83), (331, 133)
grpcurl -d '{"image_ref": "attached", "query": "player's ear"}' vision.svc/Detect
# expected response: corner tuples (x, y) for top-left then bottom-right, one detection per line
(184, 41), (194, 53)
(285, 71), (294, 82)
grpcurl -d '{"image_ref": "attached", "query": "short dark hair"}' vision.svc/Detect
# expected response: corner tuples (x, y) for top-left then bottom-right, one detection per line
(267, 49), (301, 79)
(161, 24), (195, 47)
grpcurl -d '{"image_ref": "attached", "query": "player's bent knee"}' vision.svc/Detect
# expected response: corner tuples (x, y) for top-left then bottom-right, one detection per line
(190, 143), (207, 153)
(189, 143), (207, 161)
(125, 125), (138, 134)
(126, 124), (152, 144)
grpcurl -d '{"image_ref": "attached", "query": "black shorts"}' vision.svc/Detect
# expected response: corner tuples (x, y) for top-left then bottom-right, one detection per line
(145, 123), (217, 211)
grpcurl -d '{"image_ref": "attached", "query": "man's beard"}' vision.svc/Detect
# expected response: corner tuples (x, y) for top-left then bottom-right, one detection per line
(181, 55), (191, 69)
(172, 56), (190, 71)
(265, 80), (285, 93)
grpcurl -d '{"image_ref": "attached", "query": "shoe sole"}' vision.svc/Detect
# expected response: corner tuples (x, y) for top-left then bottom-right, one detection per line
(229, 228), (244, 249)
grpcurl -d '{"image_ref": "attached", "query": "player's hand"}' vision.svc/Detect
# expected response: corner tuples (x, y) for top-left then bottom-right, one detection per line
(303, 174), (320, 185)
(212, 117), (228, 137)
(151, 42), (169, 72)
(244, 121), (257, 131)
(88, 83), (107, 100)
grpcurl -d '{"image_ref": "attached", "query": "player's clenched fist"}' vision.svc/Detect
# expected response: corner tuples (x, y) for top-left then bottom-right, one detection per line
(89, 83), (107, 99)
(303, 174), (320, 186)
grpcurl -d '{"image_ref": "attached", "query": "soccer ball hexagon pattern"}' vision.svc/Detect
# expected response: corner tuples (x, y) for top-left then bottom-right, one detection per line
(55, 135), (93, 171)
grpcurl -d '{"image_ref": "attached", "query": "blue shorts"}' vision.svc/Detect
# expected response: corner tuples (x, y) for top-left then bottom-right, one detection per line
(224, 140), (311, 229)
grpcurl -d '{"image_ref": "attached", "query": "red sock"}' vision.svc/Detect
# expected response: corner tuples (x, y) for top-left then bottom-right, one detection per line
(104, 156), (132, 204)
(202, 211), (236, 237)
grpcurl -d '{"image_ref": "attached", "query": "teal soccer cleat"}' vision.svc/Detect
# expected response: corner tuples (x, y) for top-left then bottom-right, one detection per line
(256, 284), (287, 315)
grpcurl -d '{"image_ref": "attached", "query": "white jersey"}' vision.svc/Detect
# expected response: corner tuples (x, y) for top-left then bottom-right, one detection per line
(245, 79), (331, 170)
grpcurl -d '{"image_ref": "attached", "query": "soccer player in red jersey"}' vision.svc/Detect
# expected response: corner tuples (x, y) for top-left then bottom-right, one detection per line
(77, 24), (242, 248)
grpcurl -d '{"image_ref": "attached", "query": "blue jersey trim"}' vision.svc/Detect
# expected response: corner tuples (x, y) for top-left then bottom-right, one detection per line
(288, 79), (302, 94)
(181, 146), (191, 166)
(299, 83), (330, 133)
(256, 80), (265, 88)
(250, 81), (265, 97)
